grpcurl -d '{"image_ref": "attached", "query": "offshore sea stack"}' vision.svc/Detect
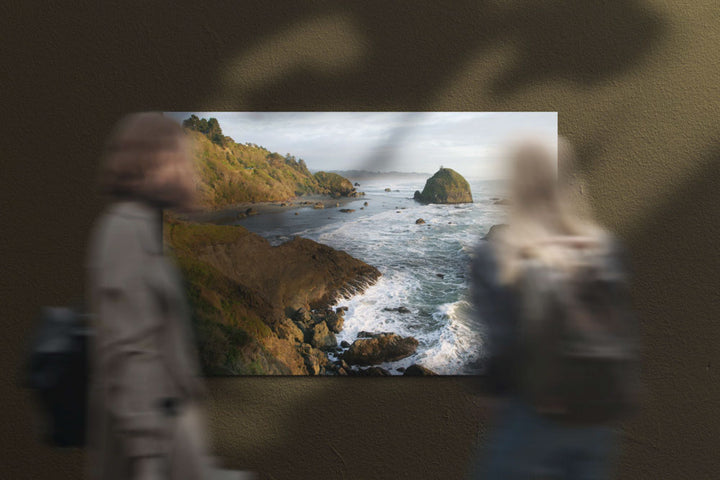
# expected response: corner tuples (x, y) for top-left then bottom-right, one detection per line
(413, 167), (473, 204)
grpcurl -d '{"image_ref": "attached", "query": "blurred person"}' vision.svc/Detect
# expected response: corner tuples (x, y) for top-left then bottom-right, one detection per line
(467, 138), (639, 479)
(85, 113), (213, 479)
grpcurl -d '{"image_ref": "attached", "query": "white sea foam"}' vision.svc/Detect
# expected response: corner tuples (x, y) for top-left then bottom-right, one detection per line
(255, 177), (506, 374)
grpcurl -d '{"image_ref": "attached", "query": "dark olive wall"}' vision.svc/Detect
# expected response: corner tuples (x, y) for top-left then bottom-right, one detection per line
(2, 1), (718, 479)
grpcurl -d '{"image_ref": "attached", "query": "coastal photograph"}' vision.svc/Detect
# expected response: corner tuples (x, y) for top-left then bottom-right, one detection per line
(163, 112), (557, 376)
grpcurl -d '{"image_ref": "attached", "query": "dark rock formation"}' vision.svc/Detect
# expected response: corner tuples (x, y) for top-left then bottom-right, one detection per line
(415, 218), (425, 224)
(383, 306), (411, 314)
(274, 318), (304, 344)
(300, 343), (331, 375)
(325, 313), (344, 334)
(310, 322), (337, 350)
(413, 167), (473, 204)
(403, 364), (438, 376)
(343, 333), (419, 365)
(294, 307), (313, 324)
(362, 366), (392, 376)
(357, 330), (392, 339)
(339, 209), (355, 213)
(314, 171), (355, 197)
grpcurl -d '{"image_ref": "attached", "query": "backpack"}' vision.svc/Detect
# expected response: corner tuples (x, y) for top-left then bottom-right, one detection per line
(25, 306), (93, 447)
(515, 239), (640, 424)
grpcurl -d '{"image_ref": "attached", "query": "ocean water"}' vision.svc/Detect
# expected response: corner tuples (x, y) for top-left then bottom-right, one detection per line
(235, 176), (508, 375)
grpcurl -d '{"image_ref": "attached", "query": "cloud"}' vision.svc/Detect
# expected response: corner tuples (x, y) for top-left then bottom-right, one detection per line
(167, 112), (557, 179)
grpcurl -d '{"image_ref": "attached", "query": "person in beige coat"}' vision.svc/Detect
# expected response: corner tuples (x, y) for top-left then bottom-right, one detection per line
(85, 113), (213, 480)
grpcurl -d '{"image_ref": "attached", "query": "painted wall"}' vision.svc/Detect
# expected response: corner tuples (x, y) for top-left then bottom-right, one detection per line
(2, 1), (718, 478)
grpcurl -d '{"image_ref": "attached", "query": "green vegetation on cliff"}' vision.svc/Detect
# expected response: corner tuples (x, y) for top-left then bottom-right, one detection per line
(313, 171), (354, 197)
(164, 217), (380, 375)
(413, 167), (473, 204)
(183, 116), (356, 208)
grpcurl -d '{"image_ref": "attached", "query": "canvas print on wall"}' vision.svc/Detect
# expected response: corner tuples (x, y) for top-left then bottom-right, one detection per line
(163, 112), (557, 376)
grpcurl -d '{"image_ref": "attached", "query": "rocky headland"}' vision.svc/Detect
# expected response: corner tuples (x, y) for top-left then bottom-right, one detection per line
(182, 115), (363, 211)
(164, 218), (381, 375)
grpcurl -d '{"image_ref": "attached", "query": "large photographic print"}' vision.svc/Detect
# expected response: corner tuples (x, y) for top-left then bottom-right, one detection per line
(163, 112), (557, 375)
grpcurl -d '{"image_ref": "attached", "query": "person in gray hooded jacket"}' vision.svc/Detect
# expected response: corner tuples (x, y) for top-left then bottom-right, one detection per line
(85, 113), (212, 480)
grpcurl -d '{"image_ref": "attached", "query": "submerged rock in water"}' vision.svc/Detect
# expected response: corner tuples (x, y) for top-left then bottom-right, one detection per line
(414, 167), (473, 204)
(415, 218), (425, 224)
(357, 330), (393, 339)
(343, 333), (418, 365)
(383, 306), (411, 314)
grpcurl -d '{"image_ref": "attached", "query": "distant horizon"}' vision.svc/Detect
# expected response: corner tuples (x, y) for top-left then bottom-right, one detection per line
(166, 112), (557, 180)
(318, 168), (508, 183)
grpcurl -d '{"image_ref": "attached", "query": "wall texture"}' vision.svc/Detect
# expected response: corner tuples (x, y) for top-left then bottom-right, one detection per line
(2, 1), (718, 478)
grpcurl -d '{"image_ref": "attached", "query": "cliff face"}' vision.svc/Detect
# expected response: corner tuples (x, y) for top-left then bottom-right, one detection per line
(413, 168), (473, 204)
(164, 218), (380, 375)
(184, 117), (357, 209)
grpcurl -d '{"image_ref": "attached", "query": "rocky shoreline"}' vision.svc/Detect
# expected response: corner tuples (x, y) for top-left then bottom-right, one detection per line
(280, 307), (435, 376)
(171, 194), (361, 226)
(164, 217), (436, 375)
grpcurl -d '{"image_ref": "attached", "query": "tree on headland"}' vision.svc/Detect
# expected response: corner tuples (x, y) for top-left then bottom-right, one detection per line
(183, 115), (230, 147)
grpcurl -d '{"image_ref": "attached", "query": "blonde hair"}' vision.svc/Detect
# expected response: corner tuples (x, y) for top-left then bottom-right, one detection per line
(494, 137), (608, 284)
(98, 112), (196, 209)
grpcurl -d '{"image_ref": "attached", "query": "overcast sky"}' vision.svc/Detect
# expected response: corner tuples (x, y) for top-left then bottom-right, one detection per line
(166, 112), (557, 180)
